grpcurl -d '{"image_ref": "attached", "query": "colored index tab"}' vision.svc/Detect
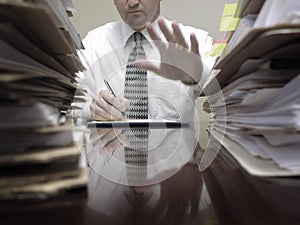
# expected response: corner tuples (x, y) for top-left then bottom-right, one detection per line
(220, 17), (240, 31)
(223, 3), (238, 17)
(206, 43), (227, 57)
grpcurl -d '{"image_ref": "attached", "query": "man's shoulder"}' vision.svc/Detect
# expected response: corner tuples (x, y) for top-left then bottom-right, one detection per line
(82, 21), (123, 54)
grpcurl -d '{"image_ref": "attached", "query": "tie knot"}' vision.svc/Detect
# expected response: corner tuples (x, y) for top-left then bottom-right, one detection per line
(133, 32), (145, 45)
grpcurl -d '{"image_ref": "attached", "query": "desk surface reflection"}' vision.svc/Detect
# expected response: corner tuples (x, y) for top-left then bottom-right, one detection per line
(1, 126), (300, 225)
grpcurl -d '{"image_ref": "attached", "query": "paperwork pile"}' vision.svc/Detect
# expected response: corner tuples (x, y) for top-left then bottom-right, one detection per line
(209, 70), (300, 174)
(204, 0), (300, 176)
(0, 0), (87, 199)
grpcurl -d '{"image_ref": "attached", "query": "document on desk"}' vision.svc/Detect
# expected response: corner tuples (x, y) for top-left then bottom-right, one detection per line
(87, 119), (190, 129)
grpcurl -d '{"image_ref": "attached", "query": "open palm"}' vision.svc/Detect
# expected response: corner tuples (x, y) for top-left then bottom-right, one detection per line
(135, 18), (203, 85)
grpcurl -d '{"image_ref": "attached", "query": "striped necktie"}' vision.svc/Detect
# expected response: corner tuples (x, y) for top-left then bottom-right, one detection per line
(124, 32), (148, 186)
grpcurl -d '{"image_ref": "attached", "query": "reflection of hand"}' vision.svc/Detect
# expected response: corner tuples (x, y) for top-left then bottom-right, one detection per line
(152, 164), (203, 224)
(90, 90), (129, 121)
(135, 18), (203, 85)
(90, 128), (129, 155)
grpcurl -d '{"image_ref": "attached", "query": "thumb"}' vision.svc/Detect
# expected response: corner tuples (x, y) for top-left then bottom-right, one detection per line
(134, 60), (160, 73)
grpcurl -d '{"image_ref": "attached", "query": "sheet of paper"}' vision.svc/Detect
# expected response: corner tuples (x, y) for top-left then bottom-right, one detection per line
(253, 0), (300, 28)
(87, 119), (190, 129)
(0, 22), (74, 79)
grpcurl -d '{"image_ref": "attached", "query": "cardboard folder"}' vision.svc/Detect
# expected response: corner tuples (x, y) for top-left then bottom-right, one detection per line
(0, 1), (84, 72)
(204, 26), (300, 94)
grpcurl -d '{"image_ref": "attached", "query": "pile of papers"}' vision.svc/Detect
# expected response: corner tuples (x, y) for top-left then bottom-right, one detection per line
(203, 0), (300, 176)
(208, 68), (300, 174)
(0, 0), (87, 199)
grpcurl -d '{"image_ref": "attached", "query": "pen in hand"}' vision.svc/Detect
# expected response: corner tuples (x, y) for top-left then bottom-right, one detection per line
(103, 79), (116, 165)
(104, 151), (115, 165)
(104, 79), (126, 117)
(104, 79), (116, 97)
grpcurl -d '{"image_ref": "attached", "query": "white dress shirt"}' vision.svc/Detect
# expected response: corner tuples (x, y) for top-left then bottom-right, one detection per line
(77, 17), (215, 217)
(78, 16), (215, 121)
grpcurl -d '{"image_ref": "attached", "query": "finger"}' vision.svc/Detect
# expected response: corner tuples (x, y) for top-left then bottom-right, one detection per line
(117, 133), (129, 147)
(96, 129), (119, 155)
(146, 22), (161, 41)
(90, 101), (115, 120)
(99, 90), (114, 105)
(146, 22), (167, 51)
(106, 130), (128, 149)
(101, 90), (128, 114)
(136, 60), (183, 81)
(103, 138), (123, 154)
(90, 129), (98, 141)
(96, 128), (114, 138)
(190, 33), (200, 56)
(90, 94), (112, 120)
(114, 96), (130, 112)
(118, 97), (130, 112)
(92, 138), (104, 150)
(158, 17), (175, 43)
(94, 95), (124, 120)
(172, 22), (188, 48)
(90, 130), (105, 149)
(101, 129), (123, 146)
(100, 129), (125, 154)
(134, 60), (160, 73)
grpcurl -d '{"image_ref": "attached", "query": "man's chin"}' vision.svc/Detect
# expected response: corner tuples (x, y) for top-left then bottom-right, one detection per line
(126, 20), (147, 31)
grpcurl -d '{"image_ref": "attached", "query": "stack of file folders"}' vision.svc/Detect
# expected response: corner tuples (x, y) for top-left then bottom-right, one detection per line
(208, 67), (300, 176)
(204, 0), (300, 177)
(0, 0), (87, 199)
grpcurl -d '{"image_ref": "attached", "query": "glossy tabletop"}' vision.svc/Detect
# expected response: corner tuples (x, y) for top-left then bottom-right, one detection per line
(1, 126), (300, 225)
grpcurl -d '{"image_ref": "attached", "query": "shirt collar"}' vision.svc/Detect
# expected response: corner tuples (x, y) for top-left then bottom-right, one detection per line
(121, 16), (163, 48)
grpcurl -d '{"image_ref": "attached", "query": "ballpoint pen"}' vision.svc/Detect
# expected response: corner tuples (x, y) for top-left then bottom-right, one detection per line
(104, 79), (116, 97)
(103, 79), (117, 165)
(104, 79), (126, 117)
(104, 150), (115, 165)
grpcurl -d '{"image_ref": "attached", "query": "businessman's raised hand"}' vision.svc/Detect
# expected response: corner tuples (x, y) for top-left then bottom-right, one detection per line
(135, 18), (203, 85)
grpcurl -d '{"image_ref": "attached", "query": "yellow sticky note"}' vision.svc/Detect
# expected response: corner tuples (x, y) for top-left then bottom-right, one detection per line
(220, 17), (240, 31)
(222, 3), (238, 17)
(206, 43), (227, 57)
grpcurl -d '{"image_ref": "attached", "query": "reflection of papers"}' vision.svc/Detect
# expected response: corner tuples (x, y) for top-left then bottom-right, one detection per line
(0, 168), (87, 200)
(0, 121), (74, 152)
(87, 119), (190, 129)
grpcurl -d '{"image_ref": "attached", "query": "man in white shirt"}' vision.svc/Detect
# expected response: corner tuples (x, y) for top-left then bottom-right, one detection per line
(78, 0), (215, 220)
(80, 0), (215, 122)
